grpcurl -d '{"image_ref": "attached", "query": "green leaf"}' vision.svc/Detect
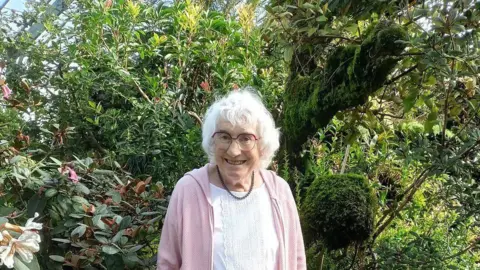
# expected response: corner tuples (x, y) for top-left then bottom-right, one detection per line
(113, 174), (124, 185)
(74, 183), (90, 195)
(105, 254), (125, 269)
(27, 194), (46, 217)
(102, 245), (120, 255)
(0, 206), (15, 216)
(45, 188), (58, 198)
(49, 255), (65, 262)
(123, 253), (142, 268)
(95, 235), (109, 244)
(9, 155), (24, 164)
(93, 215), (106, 230)
(93, 169), (115, 175)
(52, 238), (71, 244)
(425, 76), (436, 86)
(49, 157), (62, 166)
(114, 161), (122, 169)
(52, 224), (67, 235)
(13, 255), (41, 270)
(72, 196), (89, 205)
(40, 128), (54, 134)
(284, 46), (293, 62)
(71, 225), (87, 238)
(316, 15), (327, 22)
(451, 24), (465, 33)
(119, 236), (128, 245)
(107, 190), (122, 203)
(424, 108), (439, 133)
(403, 88), (419, 113)
(147, 215), (162, 224)
(69, 213), (86, 218)
(127, 245), (144, 253)
(119, 215), (132, 230)
(12, 173), (26, 180)
(112, 230), (124, 243)
(140, 211), (163, 216)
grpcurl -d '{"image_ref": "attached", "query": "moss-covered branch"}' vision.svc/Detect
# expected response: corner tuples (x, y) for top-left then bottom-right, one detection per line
(283, 21), (407, 158)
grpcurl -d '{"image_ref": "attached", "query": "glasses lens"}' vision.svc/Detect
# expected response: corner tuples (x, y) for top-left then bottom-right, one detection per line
(214, 132), (232, 147)
(238, 134), (256, 150)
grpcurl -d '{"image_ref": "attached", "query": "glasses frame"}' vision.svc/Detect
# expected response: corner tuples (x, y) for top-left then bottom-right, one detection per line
(211, 132), (260, 151)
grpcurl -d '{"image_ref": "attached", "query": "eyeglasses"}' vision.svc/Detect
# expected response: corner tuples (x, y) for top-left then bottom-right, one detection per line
(212, 132), (259, 151)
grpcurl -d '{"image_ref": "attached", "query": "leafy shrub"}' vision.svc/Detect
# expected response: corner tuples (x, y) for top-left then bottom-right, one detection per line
(0, 127), (168, 269)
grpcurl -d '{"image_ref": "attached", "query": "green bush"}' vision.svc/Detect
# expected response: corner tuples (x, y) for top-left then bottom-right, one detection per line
(301, 174), (377, 250)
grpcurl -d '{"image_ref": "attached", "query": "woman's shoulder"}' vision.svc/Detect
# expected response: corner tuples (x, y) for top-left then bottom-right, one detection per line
(172, 164), (210, 193)
(261, 169), (292, 196)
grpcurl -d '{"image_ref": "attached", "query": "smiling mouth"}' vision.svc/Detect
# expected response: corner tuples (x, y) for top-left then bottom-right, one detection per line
(225, 159), (246, 165)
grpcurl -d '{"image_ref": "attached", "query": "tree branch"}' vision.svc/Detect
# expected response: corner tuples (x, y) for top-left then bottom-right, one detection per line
(373, 110), (405, 119)
(133, 79), (152, 104)
(302, 35), (361, 44)
(373, 168), (431, 240)
(442, 60), (455, 147)
(443, 237), (480, 261)
(374, 139), (480, 240)
(385, 64), (418, 85)
(403, 15), (426, 26)
(398, 52), (425, 56)
(187, 111), (203, 126)
(340, 144), (350, 174)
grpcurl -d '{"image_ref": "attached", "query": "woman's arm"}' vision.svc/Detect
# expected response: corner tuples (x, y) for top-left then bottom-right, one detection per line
(157, 187), (182, 270)
(290, 189), (307, 269)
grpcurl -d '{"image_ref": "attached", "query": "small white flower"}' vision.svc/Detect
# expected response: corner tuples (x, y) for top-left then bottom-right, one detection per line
(0, 245), (14, 268)
(12, 231), (40, 263)
(0, 232), (14, 269)
(0, 229), (41, 268)
(21, 213), (42, 231)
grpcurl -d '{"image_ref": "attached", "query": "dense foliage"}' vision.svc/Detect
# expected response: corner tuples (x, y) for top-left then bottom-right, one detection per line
(1, 0), (479, 269)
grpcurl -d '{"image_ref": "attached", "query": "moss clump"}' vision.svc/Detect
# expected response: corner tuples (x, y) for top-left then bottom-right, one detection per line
(301, 174), (377, 250)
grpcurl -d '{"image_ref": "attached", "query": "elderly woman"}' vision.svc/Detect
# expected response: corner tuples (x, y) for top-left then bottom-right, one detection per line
(157, 89), (306, 270)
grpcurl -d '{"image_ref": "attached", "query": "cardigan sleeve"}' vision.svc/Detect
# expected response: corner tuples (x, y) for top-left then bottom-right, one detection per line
(275, 171), (307, 270)
(292, 190), (307, 269)
(157, 185), (182, 270)
(287, 185), (307, 269)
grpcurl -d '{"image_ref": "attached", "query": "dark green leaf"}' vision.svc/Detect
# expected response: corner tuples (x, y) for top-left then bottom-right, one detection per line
(119, 215), (132, 230)
(45, 188), (58, 198)
(71, 225), (87, 238)
(27, 194), (46, 217)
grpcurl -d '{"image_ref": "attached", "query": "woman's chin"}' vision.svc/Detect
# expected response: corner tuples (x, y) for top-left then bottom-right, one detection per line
(222, 167), (249, 180)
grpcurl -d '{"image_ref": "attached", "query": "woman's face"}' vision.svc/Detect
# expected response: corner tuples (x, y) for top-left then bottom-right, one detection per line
(213, 119), (261, 182)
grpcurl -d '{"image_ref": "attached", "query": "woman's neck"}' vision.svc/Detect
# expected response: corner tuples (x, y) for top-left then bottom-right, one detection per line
(208, 165), (262, 192)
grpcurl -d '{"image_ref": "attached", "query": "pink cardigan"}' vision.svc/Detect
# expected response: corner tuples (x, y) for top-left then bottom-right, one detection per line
(157, 164), (306, 270)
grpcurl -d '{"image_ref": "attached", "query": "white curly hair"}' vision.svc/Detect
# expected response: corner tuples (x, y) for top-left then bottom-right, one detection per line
(201, 88), (280, 169)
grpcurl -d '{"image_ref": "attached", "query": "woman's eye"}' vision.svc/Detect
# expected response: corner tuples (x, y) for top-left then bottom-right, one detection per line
(220, 134), (230, 140)
(240, 135), (253, 142)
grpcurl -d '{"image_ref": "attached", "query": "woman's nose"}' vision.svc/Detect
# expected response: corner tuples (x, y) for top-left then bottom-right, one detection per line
(226, 140), (242, 156)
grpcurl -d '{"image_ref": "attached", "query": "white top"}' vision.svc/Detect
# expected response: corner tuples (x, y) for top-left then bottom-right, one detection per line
(210, 183), (279, 270)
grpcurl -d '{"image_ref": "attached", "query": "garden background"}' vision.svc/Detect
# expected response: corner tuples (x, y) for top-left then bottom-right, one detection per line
(0, 0), (479, 269)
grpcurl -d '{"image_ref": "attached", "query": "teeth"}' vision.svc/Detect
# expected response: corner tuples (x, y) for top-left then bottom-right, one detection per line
(226, 159), (245, 165)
